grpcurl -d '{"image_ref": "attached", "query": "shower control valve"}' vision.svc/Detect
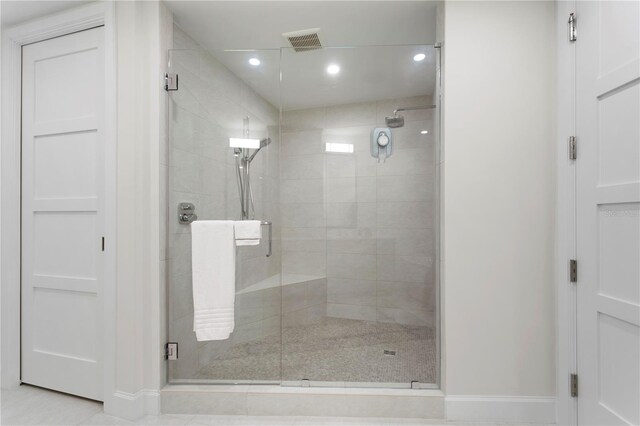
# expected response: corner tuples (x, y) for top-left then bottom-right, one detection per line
(178, 202), (198, 224)
(371, 127), (393, 163)
(377, 132), (390, 147)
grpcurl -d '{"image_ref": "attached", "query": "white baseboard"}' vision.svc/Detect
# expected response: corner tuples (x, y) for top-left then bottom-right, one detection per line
(445, 395), (556, 423)
(106, 389), (160, 420)
(143, 389), (161, 416)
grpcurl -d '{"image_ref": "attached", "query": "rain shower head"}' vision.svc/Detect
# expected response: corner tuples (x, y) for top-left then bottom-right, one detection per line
(385, 105), (437, 129)
(385, 115), (405, 128)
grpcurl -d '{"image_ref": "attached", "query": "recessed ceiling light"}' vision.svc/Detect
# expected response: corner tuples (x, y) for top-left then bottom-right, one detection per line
(420, 130), (429, 134)
(413, 53), (426, 62)
(248, 57), (261, 66)
(327, 64), (340, 75)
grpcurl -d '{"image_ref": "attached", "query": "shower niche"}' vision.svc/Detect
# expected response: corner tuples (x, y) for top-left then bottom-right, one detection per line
(166, 27), (440, 388)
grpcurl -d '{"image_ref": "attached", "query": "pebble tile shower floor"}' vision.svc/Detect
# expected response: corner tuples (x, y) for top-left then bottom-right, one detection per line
(194, 318), (437, 384)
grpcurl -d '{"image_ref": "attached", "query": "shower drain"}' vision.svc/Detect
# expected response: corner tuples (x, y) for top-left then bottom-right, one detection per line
(383, 350), (396, 356)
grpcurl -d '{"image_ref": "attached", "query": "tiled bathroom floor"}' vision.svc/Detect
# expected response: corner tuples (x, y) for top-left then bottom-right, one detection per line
(1, 385), (551, 426)
(194, 318), (436, 383)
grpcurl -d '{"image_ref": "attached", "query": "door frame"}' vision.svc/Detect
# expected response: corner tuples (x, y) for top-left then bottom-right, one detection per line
(0, 1), (117, 406)
(555, 0), (578, 425)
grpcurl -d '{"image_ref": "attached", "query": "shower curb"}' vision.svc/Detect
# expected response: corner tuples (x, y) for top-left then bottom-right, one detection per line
(160, 384), (444, 419)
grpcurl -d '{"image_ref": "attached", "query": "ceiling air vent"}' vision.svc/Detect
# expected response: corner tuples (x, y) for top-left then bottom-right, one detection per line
(283, 28), (322, 52)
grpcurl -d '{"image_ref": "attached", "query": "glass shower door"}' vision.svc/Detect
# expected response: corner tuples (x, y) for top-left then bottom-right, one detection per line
(166, 43), (282, 384)
(279, 44), (440, 388)
(165, 38), (440, 388)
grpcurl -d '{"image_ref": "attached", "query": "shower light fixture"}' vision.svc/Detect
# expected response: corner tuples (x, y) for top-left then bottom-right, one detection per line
(413, 53), (426, 62)
(248, 57), (261, 66)
(229, 138), (261, 149)
(420, 130), (429, 134)
(327, 64), (340, 75)
(325, 142), (354, 153)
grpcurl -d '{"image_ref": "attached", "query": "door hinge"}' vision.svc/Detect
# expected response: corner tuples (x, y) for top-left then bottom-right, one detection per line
(164, 73), (178, 91)
(570, 373), (578, 397)
(569, 136), (577, 160)
(101, 237), (105, 252)
(569, 259), (578, 282)
(165, 342), (178, 360)
(568, 13), (577, 42)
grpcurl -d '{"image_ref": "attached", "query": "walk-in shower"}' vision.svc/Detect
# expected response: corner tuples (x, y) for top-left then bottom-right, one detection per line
(166, 27), (440, 390)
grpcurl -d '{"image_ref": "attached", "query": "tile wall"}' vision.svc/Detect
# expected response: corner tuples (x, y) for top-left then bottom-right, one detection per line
(280, 95), (437, 327)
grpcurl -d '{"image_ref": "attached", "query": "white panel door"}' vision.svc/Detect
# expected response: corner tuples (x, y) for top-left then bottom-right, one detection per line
(21, 26), (105, 401)
(576, 1), (640, 424)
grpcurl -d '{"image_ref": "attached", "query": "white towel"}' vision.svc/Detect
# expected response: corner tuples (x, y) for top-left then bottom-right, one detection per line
(234, 220), (262, 246)
(191, 220), (236, 341)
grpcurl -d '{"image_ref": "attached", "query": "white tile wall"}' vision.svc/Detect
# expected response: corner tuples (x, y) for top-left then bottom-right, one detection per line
(327, 253), (377, 281)
(325, 155), (357, 178)
(281, 95), (437, 326)
(326, 228), (377, 255)
(326, 178), (356, 203)
(327, 278), (376, 306)
(280, 154), (325, 179)
(282, 130), (324, 156)
(281, 179), (324, 204)
(326, 203), (358, 228)
(327, 303), (377, 322)
(282, 228), (327, 253)
(281, 203), (326, 228)
(282, 251), (327, 276)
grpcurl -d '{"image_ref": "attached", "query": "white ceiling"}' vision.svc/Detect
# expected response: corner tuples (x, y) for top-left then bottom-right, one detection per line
(166, 1), (440, 110)
(165, 1), (438, 50)
(1, 1), (91, 27)
(1, 1), (440, 111)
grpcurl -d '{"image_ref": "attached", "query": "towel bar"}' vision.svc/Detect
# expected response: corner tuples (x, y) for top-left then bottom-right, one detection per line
(261, 221), (272, 257)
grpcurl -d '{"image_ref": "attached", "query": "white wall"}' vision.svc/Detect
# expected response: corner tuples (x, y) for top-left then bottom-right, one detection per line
(442, 0), (556, 404)
(1, 1), (168, 418)
(107, 1), (169, 418)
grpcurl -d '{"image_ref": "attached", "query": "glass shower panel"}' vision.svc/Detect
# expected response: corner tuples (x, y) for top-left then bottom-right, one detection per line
(279, 45), (439, 387)
(166, 46), (282, 383)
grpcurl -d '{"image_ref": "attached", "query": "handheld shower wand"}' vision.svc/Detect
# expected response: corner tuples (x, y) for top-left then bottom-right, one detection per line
(234, 117), (272, 220)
